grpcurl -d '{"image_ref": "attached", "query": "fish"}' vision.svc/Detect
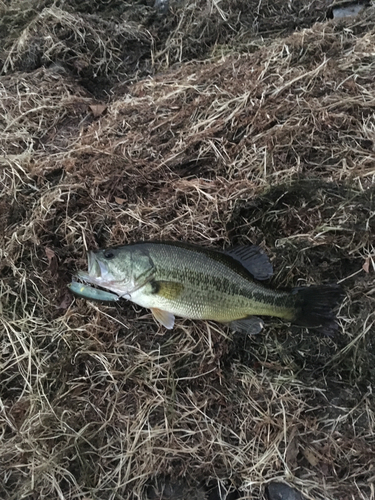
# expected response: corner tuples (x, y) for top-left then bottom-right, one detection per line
(74, 241), (344, 334)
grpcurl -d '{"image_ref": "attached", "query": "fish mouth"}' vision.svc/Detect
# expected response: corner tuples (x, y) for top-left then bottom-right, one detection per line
(77, 251), (109, 284)
(87, 251), (103, 278)
(75, 250), (132, 297)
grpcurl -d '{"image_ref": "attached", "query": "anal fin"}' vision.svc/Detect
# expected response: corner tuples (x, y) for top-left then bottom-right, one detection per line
(151, 308), (175, 329)
(230, 316), (264, 335)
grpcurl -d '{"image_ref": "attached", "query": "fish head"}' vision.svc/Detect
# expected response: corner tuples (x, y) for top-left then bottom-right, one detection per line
(77, 245), (155, 296)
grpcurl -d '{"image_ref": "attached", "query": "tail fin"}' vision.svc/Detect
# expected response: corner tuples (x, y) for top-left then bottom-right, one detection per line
(292, 284), (344, 332)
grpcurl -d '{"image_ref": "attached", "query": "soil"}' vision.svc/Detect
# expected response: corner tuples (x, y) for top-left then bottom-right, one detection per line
(1, 1), (375, 499)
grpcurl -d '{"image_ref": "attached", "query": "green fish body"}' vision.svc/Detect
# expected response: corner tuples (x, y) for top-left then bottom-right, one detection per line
(74, 241), (343, 333)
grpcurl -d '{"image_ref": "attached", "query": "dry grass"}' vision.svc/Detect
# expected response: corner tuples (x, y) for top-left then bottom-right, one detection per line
(1, 1), (375, 499)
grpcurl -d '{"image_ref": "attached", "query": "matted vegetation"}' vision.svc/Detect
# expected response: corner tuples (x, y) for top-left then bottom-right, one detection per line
(1, 1), (375, 499)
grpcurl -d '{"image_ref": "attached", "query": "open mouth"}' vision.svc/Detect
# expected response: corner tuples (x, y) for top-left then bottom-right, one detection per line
(72, 251), (120, 301)
(87, 251), (102, 278)
(76, 251), (107, 284)
(72, 251), (136, 301)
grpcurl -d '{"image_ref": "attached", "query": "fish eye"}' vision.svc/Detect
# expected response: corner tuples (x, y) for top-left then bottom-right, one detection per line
(104, 250), (115, 259)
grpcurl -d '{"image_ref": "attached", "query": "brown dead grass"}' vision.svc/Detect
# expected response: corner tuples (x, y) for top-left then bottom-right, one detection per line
(1, 1), (375, 499)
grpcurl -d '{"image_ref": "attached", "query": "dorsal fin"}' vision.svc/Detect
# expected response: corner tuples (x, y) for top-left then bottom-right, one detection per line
(225, 245), (273, 280)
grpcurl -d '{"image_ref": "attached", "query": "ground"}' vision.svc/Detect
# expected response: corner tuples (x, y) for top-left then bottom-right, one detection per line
(0, 1), (375, 499)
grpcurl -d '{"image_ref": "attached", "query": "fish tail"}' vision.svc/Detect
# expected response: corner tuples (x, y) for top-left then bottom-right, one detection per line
(291, 284), (344, 332)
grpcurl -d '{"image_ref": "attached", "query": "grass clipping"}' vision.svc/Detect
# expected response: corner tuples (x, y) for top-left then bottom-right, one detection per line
(1, 3), (375, 500)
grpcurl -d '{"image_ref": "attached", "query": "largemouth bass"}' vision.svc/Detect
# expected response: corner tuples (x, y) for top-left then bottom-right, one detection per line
(73, 241), (343, 333)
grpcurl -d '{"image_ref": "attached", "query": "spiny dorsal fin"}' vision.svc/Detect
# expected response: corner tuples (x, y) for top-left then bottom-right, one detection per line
(151, 308), (175, 329)
(225, 245), (273, 280)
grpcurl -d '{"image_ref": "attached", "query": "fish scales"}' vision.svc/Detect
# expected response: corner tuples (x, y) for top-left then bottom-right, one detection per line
(145, 243), (293, 322)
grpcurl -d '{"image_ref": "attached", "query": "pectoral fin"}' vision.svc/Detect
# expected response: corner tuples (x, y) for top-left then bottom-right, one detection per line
(230, 316), (264, 335)
(151, 308), (175, 329)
